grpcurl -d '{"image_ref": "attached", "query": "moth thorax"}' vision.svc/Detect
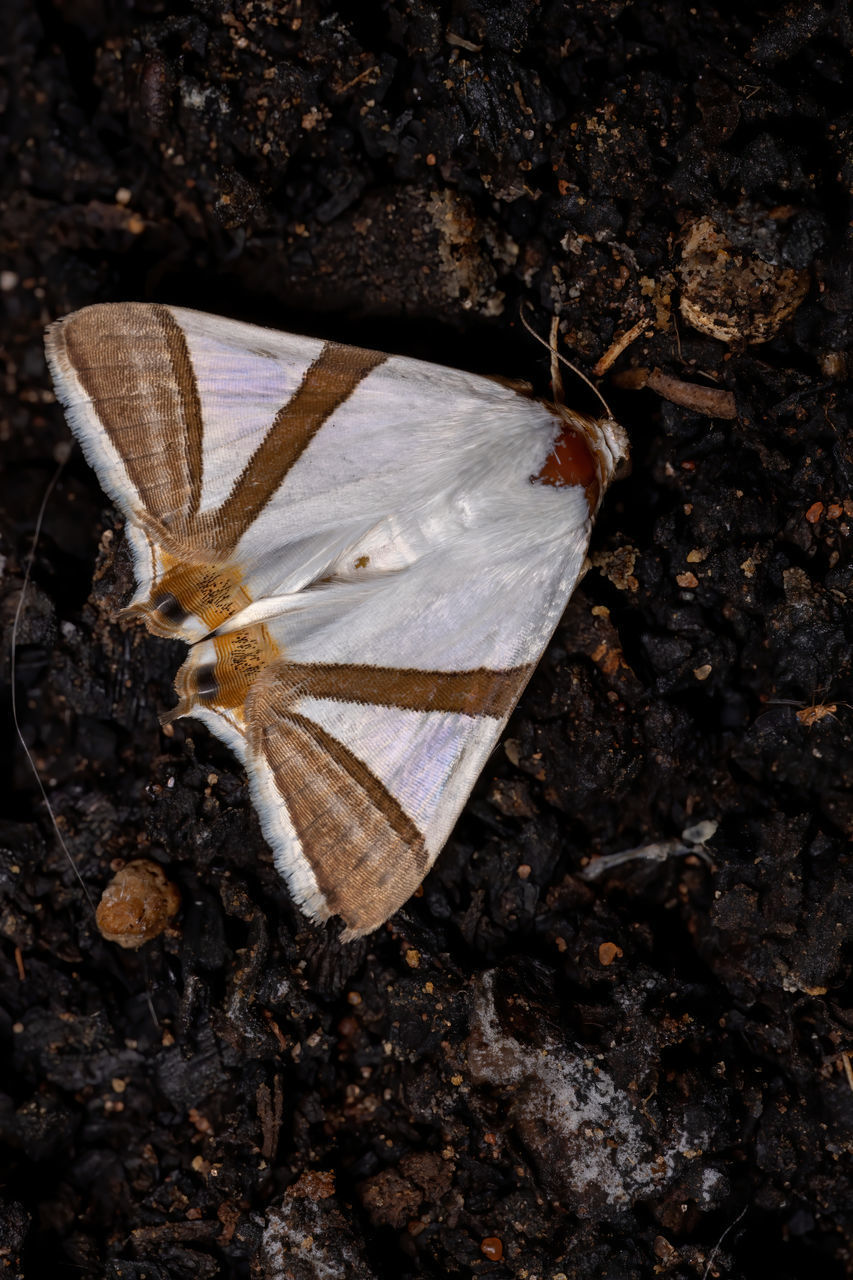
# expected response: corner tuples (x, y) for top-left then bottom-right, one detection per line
(172, 623), (281, 714)
(142, 558), (253, 637)
(535, 406), (629, 513)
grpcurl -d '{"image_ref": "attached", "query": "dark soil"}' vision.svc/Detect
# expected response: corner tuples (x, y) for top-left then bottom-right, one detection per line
(2, 1), (852, 1277)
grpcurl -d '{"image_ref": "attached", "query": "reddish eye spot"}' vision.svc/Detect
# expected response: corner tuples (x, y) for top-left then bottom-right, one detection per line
(535, 423), (597, 491)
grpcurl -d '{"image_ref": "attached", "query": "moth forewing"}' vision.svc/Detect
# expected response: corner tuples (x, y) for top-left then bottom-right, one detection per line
(45, 303), (628, 939)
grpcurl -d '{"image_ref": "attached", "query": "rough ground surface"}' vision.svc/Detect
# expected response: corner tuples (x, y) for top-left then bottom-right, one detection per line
(2, 1), (852, 1277)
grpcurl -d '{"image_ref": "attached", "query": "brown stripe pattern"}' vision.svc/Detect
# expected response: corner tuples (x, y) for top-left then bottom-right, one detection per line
(161, 312), (206, 522)
(208, 342), (387, 553)
(62, 304), (205, 532)
(241, 655), (534, 935)
(254, 707), (428, 936)
(254, 661), (530, 719)
(59, 304), (387, 558)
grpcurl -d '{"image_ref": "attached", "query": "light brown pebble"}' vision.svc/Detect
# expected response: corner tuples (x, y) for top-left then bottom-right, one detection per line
(598, 941), (623, 966)
(480, 1236), (504, 1261)
(95, 859), (180, 949)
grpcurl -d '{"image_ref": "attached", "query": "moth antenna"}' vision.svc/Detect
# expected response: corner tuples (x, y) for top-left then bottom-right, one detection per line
(520, 302), (614, 420)
(10, 444), (97, 915)
(548, 314), (564, 404)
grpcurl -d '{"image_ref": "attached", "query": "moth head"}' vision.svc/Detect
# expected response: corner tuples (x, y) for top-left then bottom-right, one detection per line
(539, 405), (630, 512)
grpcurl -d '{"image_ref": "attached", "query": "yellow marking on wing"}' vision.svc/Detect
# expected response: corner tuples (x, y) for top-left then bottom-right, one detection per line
(170, 622), (282, 718)
(125, 553), (254, 638)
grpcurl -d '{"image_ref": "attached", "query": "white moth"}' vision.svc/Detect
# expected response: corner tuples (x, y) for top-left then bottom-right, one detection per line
(45, 304), (628, 939)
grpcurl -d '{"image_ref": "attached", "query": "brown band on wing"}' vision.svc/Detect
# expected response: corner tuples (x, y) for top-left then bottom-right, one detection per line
(275, 662), (532, 719)
(253, 704), (428, 934)
(154, 305), (205, 521)
(61, 303), (203, 533)
(204, 341), (388, 554)
(288, 711), (428, 868)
